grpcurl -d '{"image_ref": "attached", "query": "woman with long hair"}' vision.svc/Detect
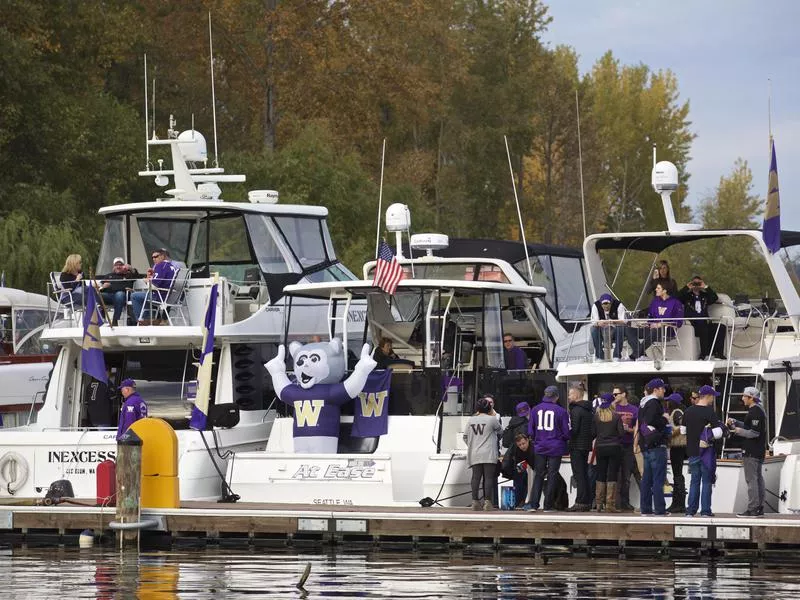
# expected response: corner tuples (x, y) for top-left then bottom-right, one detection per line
(59, 253), (85, 307)
(592, 392), (625, 512)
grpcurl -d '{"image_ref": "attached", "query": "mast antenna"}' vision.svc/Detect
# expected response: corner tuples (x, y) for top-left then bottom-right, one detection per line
(143, 54), (150, 169)
(575, 89), (587, 239)
(504, 135), (534, 283)
(209, 12), (219, 168)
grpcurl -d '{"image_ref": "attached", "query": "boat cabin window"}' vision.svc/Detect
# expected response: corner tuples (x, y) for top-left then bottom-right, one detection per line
(13, 308), (51, 355)
(244, 214), (300, 274)
(96, 216), (125, 274)
(274, 217), (328, 269)
(137, 218), (193, 266)
(192, 214), (261, 283)
(550, 255), (590, 320)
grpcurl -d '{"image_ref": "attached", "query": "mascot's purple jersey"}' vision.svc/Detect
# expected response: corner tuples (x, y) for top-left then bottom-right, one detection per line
(280, 382), (351, 438)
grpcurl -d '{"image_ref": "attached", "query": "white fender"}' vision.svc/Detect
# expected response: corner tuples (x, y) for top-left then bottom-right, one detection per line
(0, 451), (29, 495)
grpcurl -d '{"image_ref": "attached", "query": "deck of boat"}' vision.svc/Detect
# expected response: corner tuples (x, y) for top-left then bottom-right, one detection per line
(1, 499), (799, 557)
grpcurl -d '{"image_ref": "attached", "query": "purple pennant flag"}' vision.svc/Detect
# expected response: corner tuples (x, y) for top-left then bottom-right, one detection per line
(352, 369), (392, 437)
(190, 283), (218, 430)
(763, 137), (781, 254)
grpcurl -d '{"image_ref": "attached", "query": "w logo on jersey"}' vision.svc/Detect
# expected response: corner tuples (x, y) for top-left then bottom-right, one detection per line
(470, 423), (486, 435)
(359, 391), (387, 418)
(294, 400), (324, 427)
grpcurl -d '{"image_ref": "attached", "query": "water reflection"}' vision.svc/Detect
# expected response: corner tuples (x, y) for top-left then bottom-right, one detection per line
(0, 547), (798, 599)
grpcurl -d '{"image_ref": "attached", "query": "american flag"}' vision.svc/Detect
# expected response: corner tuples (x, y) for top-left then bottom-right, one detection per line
(373, 241), (404, 294)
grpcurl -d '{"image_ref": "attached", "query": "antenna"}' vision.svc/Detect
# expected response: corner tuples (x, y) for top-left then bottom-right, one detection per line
(504, 135), (534, 283)
(143, 54), (150, 169)
(209, 12), (219, 168)
(374, 139), (387, 259)
(152, 77), (156, 138)
(575, 89), (587, 240)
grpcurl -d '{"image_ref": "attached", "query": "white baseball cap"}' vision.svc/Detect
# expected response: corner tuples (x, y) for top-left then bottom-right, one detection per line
(113, 257), (125, 265)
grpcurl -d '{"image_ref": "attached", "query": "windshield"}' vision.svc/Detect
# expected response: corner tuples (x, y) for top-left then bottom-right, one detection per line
(244, 214), (300, 274)
(96, 216), (125, 275)
(13, 309), (51, 355)
(274, 217), (328, 269)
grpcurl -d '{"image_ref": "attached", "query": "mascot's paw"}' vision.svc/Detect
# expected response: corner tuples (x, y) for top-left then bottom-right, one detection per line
(355, 343), (377, 373)
(265, 345), (287, 376)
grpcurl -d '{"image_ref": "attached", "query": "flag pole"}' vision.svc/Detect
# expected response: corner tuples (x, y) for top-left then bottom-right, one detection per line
(374, 139), (387, 259)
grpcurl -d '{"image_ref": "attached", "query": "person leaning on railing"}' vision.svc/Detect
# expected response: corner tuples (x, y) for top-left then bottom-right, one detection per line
(636, 284), (684, 360)
(97, 257), (141, 326)
(677, 275), (726, 360)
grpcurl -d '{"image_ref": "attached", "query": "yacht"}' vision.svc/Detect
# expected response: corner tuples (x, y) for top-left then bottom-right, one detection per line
(553, 158), (800, 514)
(0, 288), (57, 428)
(226, 205), (587, 506)
(0, 117), (360, 502)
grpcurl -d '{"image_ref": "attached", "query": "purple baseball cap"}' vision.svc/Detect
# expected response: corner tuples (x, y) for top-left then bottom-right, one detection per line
(698, 384), (720, 397)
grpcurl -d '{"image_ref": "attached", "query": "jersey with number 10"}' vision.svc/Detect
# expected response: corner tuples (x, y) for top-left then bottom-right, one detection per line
(529, 399), (571, 457)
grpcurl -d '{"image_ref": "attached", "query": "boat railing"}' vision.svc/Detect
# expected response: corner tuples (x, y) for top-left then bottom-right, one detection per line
(45, 276), (270, 329)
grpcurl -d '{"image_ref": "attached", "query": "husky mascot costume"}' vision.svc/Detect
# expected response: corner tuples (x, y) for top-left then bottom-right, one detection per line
(265, 339), (377, 453)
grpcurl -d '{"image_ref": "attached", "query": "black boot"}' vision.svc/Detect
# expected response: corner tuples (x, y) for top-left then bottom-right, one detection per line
(666, 489), (686, 514)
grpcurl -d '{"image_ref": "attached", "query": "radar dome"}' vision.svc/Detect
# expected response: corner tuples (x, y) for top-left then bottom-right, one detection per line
(177, 130), (208, 163)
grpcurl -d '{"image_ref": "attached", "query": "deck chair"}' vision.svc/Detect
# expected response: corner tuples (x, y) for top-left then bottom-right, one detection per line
(49, 272), (83, 325)
(137, 269), (191, 325)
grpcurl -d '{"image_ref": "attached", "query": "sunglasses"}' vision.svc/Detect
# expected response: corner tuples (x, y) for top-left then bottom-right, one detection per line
(613, 392), (624, 396)
(151, 253), (162, 259)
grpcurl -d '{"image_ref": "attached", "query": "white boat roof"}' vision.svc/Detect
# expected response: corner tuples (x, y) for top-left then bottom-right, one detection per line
(555, 359), (715, 381)
(282, 279), (548, 300)
(0, 288), (52, 309)
(99, 200), (327, 218)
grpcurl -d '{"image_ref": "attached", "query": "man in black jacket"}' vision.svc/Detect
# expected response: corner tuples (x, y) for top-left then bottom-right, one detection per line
(638, 378), (669, 515)
(98, 257), (141, 326)
(677, 275), (726, 360)
(729, 386), (767, 517)
(567, 382), (593, 512)
(684, 385), (726, 517)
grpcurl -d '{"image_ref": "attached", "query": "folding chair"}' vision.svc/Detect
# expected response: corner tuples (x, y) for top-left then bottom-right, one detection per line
(49, 272), (82, 325)
(137, 269), (191, 325)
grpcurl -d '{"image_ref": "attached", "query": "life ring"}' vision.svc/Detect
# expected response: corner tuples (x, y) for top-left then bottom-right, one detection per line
(0, 452), (29, 495)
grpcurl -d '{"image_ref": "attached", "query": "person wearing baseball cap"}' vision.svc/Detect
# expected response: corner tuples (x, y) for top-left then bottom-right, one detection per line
(638, 378), (670, 515)
(590, 293), (640, 361)
(116, 378), (148, 440)
(98, 258), (140, 326)
(527, 385), (571, 512)
(728, 386), (767, 517)
(683, 384), (726, 517)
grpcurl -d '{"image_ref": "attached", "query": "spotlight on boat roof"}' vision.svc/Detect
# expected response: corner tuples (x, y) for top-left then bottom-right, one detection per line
(248, 190), (279, 204)
(385, 203), (411, 232)
(410, 233), (449, 256)
(154, 174), (169, 187)
(177, 129), (208, 163)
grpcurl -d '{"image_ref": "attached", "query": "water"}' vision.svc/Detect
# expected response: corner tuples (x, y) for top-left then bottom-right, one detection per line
(0, 547), (799, 599)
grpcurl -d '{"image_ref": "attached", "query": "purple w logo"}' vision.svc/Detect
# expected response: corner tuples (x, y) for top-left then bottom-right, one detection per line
(470, 423), (486, 435)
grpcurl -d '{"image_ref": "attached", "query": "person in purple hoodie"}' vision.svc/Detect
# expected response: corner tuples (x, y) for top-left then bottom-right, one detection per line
(131, 248), (179, 324)
(527, 385), (571, 512)
(116, 378), (147, 440)
(637, 283), (684, 360)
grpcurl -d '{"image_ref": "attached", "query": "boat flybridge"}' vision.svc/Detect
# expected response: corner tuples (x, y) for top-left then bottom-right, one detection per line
(553, 158), (800, 513)
(0, 288), (57, 428)
(227, 204), (571, 506)
(0, 116), (362, 502)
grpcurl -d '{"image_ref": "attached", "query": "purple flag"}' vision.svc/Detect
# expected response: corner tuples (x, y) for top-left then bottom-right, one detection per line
(763, 137), (781, 254)
(190, 283), (218, 430)
(352, 370), (392, 437)
(81, 286), (107, 383)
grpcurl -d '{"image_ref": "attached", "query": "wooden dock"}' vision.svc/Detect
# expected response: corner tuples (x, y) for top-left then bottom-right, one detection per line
(1, 500), (799, 558)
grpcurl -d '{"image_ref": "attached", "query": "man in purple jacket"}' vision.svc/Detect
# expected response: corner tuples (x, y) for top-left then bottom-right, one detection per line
(637, 283), (684, 360)
(116, 378), (147, 440)
(131, 248), (179, 324)
(527, 385), (571, 511)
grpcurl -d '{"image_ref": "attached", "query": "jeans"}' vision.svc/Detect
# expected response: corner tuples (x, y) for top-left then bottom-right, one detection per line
(591, 325), (640, 359)
(641, 446), (667, 514)
(687, 456), (714, 515)
(131, 290), (165, 322)
(100, 290), (127, 324)
(513, 469), (528, 506)
(743, 456), (765, 512)
(618, 444), (640, 507)
(570, 449), (592, 505)
(532, 454), (562, 510)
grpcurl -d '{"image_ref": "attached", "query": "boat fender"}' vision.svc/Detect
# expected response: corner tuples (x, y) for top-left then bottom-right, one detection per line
(0, 451), (29, 495)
